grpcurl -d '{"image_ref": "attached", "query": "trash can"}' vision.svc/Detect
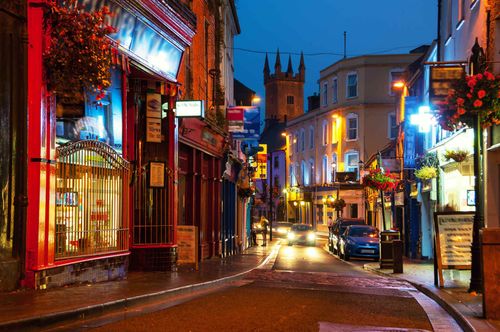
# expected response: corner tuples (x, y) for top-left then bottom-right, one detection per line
(379, 230), (400, 269)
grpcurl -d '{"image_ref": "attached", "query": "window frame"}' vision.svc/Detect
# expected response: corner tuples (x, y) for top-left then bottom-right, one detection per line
(322, 81), (328, 106)
(389, 69), (405, 96)
(344, 150), (360, 179)
(346, 72), (358, 99)
(300, 129), (305, 152)
(346, 113), (358, 141)
(388, 112), (397, 140)
(332, 77), (338, 104)
(322, 120), (328, 146)
(287, 95), (294, 105)
(331, 120), (337, 145)
(309, 126), (314, 149)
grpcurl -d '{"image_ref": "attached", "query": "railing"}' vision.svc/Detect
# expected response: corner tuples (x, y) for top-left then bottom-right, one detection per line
(55, 140), (130, 259)
(133, 162), (174, 245)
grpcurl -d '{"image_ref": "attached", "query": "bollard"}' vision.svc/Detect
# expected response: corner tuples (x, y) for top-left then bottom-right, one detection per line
(392, 239), (403, 273)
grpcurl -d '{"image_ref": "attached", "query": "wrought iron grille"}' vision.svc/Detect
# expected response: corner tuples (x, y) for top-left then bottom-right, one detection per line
(55, 140), (130, 259)
(133, 163), (174, 245)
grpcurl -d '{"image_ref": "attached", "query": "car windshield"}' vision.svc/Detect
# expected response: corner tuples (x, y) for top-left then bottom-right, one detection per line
(349, 227), (378, 238)
(339, 221), (363, 233)
(292, 224), (311, 231)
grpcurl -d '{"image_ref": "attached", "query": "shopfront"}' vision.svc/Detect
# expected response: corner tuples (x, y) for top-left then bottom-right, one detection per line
(24, 0), (195, 288)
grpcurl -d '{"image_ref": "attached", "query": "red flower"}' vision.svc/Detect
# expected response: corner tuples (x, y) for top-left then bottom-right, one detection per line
(473, 99), (483, 108)
(477, 90), (486, 99)
(467, 79), (477, 88)
(456, 97), (465, 106)
(457, 108), (466, 115)
(467, 93), (472, 98)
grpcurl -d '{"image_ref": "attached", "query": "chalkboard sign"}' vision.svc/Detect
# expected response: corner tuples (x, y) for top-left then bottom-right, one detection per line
(434, 212), (473, 287)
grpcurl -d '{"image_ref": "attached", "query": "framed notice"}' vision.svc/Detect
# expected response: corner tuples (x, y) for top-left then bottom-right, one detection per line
(146, 93), (162, 118)
(177, 225), (199, 269)
(149, 162), (165, 188)
(434, 212), (474, 287)
(146, 117), (162, 143)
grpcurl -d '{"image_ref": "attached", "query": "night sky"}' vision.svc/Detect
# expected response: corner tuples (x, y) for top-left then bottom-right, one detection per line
(233, 0), (438, 114)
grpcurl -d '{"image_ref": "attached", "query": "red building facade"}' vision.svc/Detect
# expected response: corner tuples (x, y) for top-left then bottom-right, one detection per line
(23, 0), (196, 289)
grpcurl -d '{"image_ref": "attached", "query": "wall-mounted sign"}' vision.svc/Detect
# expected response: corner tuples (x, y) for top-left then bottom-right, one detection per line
(149, 162), (165, 188)
(228, 106), (260, 140)
(175, 100), (205, 118)
(146, 118), (162, 143)
(434, 212), (473, 287)
(429, 66), (465, 107)
(146, 93), (162, 118)
(467, 190), (475, 206)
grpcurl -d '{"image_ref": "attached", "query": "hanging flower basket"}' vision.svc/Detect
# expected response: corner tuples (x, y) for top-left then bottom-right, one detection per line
(443, 149), (469, 163)
(362, 168), (399, 192)
(435, 71), (500, 131)
(331, 198), (346, 211)
(414, 166), (438, 181)
(44, 1), (117, 96)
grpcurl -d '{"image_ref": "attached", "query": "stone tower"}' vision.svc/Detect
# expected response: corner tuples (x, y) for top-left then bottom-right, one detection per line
(264, 50), (305, 123)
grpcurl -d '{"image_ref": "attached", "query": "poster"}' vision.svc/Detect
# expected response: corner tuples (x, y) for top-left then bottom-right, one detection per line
(434, 212), (474, 287)
(227, 107), (244, 132)
(228, 106), (260, 140)
(177, 225), (198, 269)
(146, 117), (162, 143)
(149, 162), (165, 188)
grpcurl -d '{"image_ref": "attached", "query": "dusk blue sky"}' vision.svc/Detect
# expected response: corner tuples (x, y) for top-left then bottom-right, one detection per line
(233, 0), (438, 114)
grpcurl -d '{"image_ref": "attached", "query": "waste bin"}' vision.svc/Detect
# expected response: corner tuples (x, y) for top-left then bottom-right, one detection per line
(379, 230), (400, 269)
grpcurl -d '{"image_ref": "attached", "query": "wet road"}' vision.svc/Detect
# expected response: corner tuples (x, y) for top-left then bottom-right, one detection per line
(77, 243), (461, 332)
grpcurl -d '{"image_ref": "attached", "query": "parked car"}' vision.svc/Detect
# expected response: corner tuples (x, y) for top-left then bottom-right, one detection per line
(339, 225), (379, 261)
(287, 224), (316, 246)
(328, 218), (365, 255)
(272, 222), (293, 238)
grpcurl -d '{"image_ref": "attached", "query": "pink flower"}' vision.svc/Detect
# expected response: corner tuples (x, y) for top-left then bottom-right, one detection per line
(473, 99), (483, 108)
(477, 90), (486, 99)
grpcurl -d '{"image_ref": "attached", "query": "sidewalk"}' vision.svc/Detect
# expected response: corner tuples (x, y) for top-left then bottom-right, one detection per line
(0, 241), (279, 331)
(364, 259), (500, 332)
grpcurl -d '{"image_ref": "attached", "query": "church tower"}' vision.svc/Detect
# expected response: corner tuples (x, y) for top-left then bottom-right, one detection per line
(264, 50), (305, 123)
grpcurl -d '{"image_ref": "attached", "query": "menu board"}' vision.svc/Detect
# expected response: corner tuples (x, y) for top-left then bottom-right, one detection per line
(434, 212), (474, 286)
(177, 225), (198, 269)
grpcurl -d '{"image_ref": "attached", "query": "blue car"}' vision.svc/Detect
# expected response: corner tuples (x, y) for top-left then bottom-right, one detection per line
(339, 225), (379, 261)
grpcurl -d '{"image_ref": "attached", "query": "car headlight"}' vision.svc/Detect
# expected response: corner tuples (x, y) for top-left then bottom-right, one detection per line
(277, 228), (287, 234)
(307, 232), (316, 241)
(287, 232), (296, 240)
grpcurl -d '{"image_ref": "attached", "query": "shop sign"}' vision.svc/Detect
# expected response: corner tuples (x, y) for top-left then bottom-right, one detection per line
(80, 0), (183, 81)
(429, 66), (465, 107)
(227, 107), (244, 132)
(228, 106), (260, 140)
(381, 158), (401, 173)
(177, 225), (199, 270)
(175, 100), (205, 118)
(434, 212), (473, 287)
(146, 93), (162, 118)
(146, 118), (162, 143)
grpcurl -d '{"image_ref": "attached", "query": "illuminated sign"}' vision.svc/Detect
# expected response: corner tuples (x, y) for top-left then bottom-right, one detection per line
(229, 106), (261, 140)
(410, 106), (436, 133)
(175, 100), (205, 118)
(79, 0), (183, 81)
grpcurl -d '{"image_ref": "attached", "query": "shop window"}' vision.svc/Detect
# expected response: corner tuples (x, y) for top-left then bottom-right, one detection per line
(56, 68), (123, 154)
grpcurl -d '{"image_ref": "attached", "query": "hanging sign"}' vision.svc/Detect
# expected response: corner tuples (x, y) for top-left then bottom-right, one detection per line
(146, 93), (162, 118)
(429, 66), (465, 107)
(227, 107), (244, 132)
(434, 212), (473, 287)
(228, 106), (260, 140)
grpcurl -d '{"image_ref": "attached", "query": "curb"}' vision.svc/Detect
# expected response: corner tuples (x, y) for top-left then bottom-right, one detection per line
(0, 247), (278, 331)
(362, 264), (475, 332)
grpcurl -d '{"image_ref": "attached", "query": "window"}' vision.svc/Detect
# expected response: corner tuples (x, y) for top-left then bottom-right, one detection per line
(457, 0), (465, 27)
(332, 77), (338, 103)
(300, 129), (305, 152)
(331, 153), (337, 183)
(309, 126), (314, 149)
(322, 82), (328, 106)
(346, 113), (358, 140)
(388, 112), (397, 139)
(389, 69), (404, 95)
(322, 120), (328, 145)
(446, 0), (452, 38)
(294, 133), (299, 153)
(309, 159), (314, 185)
(322, 155), (328, 184)
(287, 95), (294, 105)
(301, 160), (306, 186)
(344, 151), (360, 179)
(290, 165), (296, 186)
(346, 72), (358, 98)
(331, 120), (337, 144)
(274, 155), (279, 168)
(349, 204), (358, 218)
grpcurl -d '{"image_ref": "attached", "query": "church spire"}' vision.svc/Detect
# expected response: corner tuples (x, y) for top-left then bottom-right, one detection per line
(298, 51), (305, 81)
(264, 53), (270, 80)
(286, 55), (293, 75)
(274, 49), (281, 73)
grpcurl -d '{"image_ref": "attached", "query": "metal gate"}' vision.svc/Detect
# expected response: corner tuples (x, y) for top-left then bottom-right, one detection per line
(55, 140), (130, 259)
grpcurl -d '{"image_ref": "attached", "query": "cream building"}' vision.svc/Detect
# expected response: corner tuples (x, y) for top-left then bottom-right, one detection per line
(286, 52), (422, 232)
